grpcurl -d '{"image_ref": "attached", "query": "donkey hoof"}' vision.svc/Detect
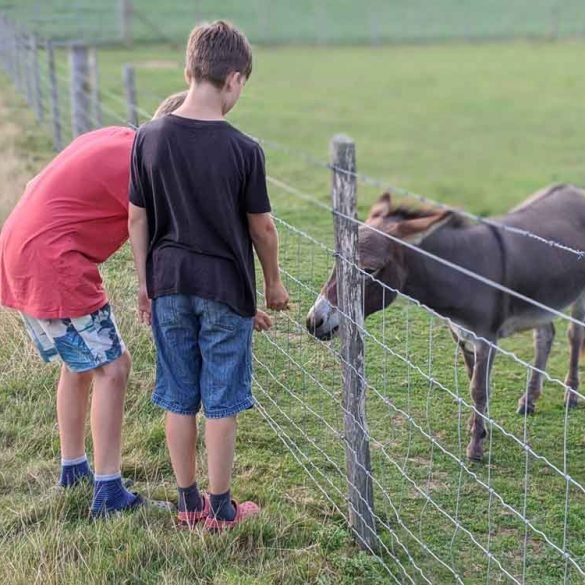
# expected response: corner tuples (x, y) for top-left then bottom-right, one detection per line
(565, 398), (579, 410)
(517, 402), (535, 416)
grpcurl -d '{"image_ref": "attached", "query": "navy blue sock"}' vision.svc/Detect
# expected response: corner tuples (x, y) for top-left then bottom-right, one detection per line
(59, 455), (93, 488)
(91, 473), (139, 516)
(210, 490), (236, 521)
(178, 482), (204, 513)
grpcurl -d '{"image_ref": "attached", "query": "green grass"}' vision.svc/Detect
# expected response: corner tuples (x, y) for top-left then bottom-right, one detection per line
(2, 0), (585, 45)
(3, 40), (585, 583)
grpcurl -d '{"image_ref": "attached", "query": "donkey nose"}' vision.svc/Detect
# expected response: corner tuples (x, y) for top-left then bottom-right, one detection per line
(306, 314), (324, 334)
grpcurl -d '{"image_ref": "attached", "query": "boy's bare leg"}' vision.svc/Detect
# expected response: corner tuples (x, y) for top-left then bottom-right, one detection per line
(206, 416), (237, 494)
(166, 412), (207, 521)
(90, 351), (131, 475)
(57, 364), (93, 460)
(203, 416), (265, 525)
(89, 350), (140, 516)
(166, 412), (198, 487)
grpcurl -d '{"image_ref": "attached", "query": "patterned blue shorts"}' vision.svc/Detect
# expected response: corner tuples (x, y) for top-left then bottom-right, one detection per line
(151, 294), (254, 418)
(21, 303), (125, 373)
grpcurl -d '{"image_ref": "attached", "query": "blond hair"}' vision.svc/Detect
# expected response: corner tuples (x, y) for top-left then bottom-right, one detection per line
(152, 90), (188, 119)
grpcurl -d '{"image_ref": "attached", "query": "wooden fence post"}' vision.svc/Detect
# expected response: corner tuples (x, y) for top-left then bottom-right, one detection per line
(15, 28), (25, 96)
(549, 0), (561, 41)
(330, 134), (377, 551)
(29, 35), (43, 123)
(119, 0), (133, 47)
(69, 43), (91, 137)
(123, 64), (139, 127)
(194, 0), (203, 23)
(46, 40), (62, 151)
(23, 30), (33, 106)
(7, 21), (17, 88)
(88, 48), (103, 128)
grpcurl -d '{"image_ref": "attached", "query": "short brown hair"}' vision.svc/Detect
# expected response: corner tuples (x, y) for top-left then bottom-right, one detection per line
(185, 20), (253, 89)
(152, 90), (188, 119)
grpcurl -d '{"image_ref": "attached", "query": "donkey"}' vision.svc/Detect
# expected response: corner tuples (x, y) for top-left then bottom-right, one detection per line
(306, 184), (585, 461)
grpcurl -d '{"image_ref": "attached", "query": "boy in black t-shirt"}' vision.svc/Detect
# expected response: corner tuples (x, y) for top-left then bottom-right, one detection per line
(128, 21), (289, 530)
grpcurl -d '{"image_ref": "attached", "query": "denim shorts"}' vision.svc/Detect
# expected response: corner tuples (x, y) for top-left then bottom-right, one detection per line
(151, 294), (254, 418)
(21, 304), (125, 373)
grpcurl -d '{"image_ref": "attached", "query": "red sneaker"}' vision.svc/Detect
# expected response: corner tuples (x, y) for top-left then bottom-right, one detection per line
(177, 493), (210, 528)
(204, 500), (261, 532)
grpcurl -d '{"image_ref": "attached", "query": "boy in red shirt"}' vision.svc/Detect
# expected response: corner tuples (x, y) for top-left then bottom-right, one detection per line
(0, 92), (186, 516)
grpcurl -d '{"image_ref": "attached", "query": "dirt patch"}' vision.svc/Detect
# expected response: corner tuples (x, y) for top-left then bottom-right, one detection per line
(136, 59), (179, 70)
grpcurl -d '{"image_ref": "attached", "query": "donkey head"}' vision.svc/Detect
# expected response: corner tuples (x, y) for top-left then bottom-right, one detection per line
(306, 192), (451, 340)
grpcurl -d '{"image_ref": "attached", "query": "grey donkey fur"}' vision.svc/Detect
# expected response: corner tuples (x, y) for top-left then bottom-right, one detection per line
(307, 184), (585, 461)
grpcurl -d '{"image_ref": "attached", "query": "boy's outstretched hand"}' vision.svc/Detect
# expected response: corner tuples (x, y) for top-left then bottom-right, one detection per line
(265, 281), (289, 311)
(254, 309), (273, 332)
(138, 286), (152, 326)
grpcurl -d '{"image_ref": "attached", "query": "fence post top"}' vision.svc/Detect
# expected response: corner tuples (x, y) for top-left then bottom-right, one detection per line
(331, 133), (354, 146)
(330, 134), (356, 172)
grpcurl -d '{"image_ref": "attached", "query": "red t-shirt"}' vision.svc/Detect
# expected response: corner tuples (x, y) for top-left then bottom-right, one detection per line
(0, 126), (135, 319)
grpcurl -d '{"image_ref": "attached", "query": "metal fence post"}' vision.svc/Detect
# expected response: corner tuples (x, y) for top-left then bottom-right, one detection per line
(88, 48), (103, 128)
(123, 64), (139, 127)
(330, 134), (377, 551)
(46, 40), (62, 151)
(69, 43), (92, 136)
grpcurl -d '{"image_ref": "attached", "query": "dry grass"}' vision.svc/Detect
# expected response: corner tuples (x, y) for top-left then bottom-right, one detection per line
(0, 84), (53, 225)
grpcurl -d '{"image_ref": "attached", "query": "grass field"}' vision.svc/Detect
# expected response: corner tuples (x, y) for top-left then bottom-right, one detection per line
(2, 39), (585, 583)
(2, 0), (585, 45)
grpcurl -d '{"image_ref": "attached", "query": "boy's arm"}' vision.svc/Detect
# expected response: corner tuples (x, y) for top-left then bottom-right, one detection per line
(245, 144), (289, 310)
(127, 132), (152, 325)
(128, 203), (151, 325)
(248, 212), (289, 310)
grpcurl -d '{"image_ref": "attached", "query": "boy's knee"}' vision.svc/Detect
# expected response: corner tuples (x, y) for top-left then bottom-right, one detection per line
(63, 364), (94, 385)
(97, 351), (131, 386)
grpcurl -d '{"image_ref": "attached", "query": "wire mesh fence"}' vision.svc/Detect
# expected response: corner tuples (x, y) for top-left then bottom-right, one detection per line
(2, 13), (585, 583)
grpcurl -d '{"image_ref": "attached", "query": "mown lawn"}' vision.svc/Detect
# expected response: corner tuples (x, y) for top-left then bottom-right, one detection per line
(2, 40), (585, 583)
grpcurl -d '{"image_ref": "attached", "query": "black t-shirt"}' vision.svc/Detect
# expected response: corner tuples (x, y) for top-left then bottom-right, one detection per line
(129, 115), (271, 317)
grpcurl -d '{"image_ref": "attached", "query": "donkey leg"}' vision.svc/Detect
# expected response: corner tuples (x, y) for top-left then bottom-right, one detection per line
(449, 327), (475, 380)
(517, 323), (555, 415)
(564, 294), (585, 409)
(466, 340), (496, 461)
(461, 345), (476, 381)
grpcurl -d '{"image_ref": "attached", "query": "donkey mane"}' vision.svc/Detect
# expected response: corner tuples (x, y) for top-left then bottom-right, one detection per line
(389, 203), (470, 229)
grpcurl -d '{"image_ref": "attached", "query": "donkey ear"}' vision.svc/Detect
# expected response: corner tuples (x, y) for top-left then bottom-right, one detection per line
(395, 211), (452, 245)
(368, 192), (393, 220)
